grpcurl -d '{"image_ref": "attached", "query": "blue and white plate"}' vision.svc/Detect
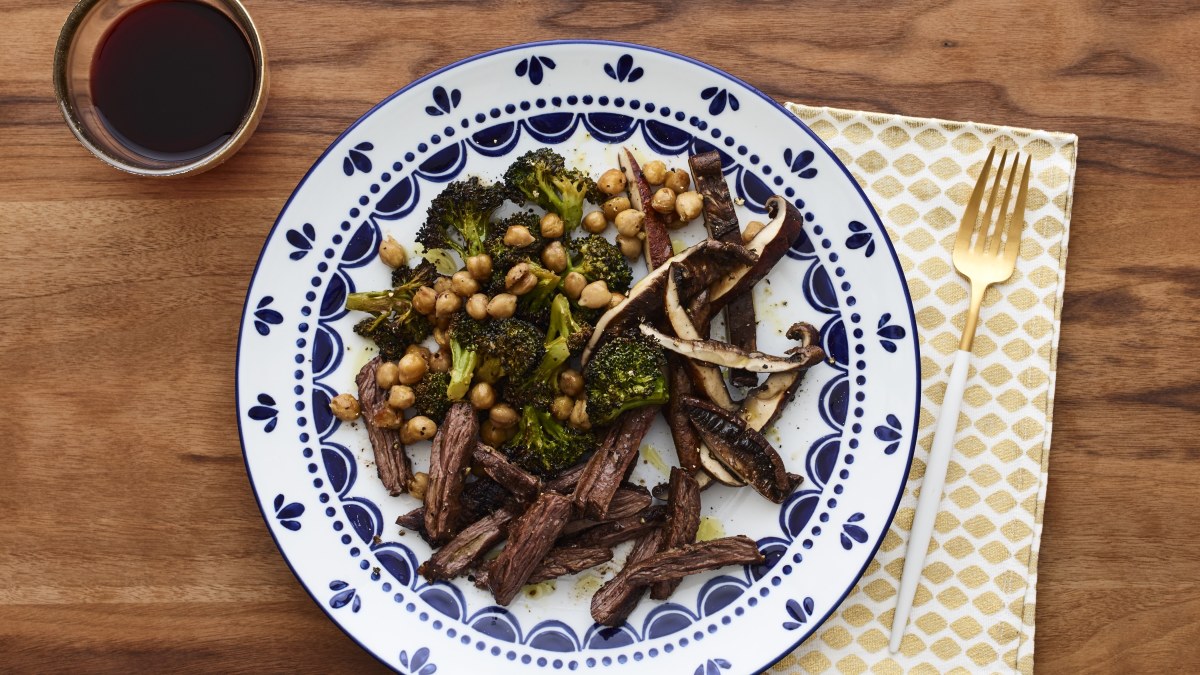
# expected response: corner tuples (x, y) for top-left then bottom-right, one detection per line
(236, 41), (919, 674)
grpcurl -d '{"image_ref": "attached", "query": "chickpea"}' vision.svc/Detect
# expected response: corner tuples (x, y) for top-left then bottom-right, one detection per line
(451, 270), (480, 297)
(433, 326), (449, 349)
(650, 187), (676, 214)
(675, 191), (704, 222)
(433, 276), (452, 295)
(643, 160), (667, 185)
(742, 220), (766, 243)
(408, 472), (430, 500)
(562, 271), (587, 300)
(559, 369), (584, 397)
(541, 241), (568, 273)
(397, 353), (428, 385)
(489, 403), (519, 429)
(376, 361), (400, 389)
(505, 263), (537, 295)
(429, 348), (451, 373)
(569, 398), (591, 430)
(551, 395), (574, 421)
(578, 280), (613, 309)
(540, 213), (565, 239)
(373, 407), (404, 429)
(435, 290), (462, 317)
(480, 419), (512, 447)
(329, 393), (361, 421)
(597, 168), (627, 195)
(582, 210), (608, 234)
(486, 293), (517, 319)
(413, 286), (437, 315)
(617, 234), (643, 260)
(465, 254), (492, 282)
(405, 415), (438, 442)
(470, 382), (496, 410)
(602, 196), (631, 221)
(609, 291), (625, 309)
(405, 344), (431, 362)
(504, 224), (535, 247)
(388, 385), (415, 410)
(664, 169), (691, 194)
(614, 209), (645, 238)
(378, 235), (408, 268)
(466, 293), (489, 320)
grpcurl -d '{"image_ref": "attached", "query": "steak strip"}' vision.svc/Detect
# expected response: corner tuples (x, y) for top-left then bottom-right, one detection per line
(560, 486), (653, 536)
(622, 535), (765, 586)
(573, 406), (658, 520)
(473, 443), (542, 503)
(690, 151), (759, 388)
(664, 352), (702, 472)
(476, 546), (613, 589)
(418, 506), (517, 581)
(545, 462), (587, 494)
(590, 528), (665, 626)
(650, 468), (702, 599)
(486, 492), (574, 605)
(424, 402), (480, 544)
(355, 358), (412, 495)
(560, 505), (666, 549)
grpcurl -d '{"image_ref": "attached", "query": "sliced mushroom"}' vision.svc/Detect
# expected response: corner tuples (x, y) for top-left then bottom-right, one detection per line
(665, 268), (737, 411)
(682, 396), (803, 503)
(739, 322), (824, 430)
(708, 196), (805, 308)
(640, 324), (822, 373)
(619, 147), (673, 270)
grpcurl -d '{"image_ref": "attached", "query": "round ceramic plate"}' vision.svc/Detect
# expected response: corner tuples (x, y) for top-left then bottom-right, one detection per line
(237, 41), (919, 675)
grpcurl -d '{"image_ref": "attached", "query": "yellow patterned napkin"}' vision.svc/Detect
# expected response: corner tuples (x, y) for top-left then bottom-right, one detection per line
(770, 104), (1077, 674)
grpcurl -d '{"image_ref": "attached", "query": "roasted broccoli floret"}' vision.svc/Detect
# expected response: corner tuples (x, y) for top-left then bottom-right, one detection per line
(504, 149), (602, 234)
(547, 293), (594, 355)
(416, 176), (507, 264)
(515, 260), (562, 321)
(584, 334), (669, 426)
(346, 260), (439, 360)
(475, 318), (545, 383)
(447, 314), (488, 400)
(503, 295), (590, 408)
(503, 405), (597, 475)
(412, 370), (453, 422)
(566, 234), (633, 293)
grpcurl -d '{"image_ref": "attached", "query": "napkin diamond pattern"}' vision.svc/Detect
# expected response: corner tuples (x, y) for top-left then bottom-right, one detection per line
(770, 104), (1076, 675)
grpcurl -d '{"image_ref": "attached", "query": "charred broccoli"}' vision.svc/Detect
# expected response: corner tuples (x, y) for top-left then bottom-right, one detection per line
(504, 149), (602, 234)
(446, 314), (488, 400)
(566, 234), (633, 293)
(412, 370), (453, 422)
(515, 260), (562, 321)
(504, 295), (590, 408)
(504, 405), (597, 475)
(345, 260), (439, 360)
(584, 334), (669, 426)
(475, 318), (545, 383)
(416, 176), (507, 264)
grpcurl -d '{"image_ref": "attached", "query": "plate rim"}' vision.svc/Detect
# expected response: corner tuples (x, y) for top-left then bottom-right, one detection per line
(234, 38), (921, 673)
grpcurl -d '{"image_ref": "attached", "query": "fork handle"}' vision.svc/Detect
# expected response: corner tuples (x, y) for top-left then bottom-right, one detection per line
(889, 348), (972, 653)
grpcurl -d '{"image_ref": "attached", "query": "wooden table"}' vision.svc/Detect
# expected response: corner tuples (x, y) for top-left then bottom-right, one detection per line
(3, 1), (1198, 672)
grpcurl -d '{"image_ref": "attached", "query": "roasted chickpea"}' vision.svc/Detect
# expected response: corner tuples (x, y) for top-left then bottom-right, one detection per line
(617, 234), (643, 260)
(433, 326), (449, 349)
(505, 263), (537, 295)
(413, 286), (437, 315)
(408, 472), (430, 500)
(429, 348), (451, 373)
(466, 293), (489, 320)
(376, 361), (400, 389)
(489, 403), (519, 429)
(435, 291), (462, 317)
(675, 191), (704, 222)
(433, 276), (452, 295)
(329, 393), (361, 421)
(378, 235), (407, 268)
(540, 213), (565, 239)
(578, 280), (612, 309)
(451, 270), (480, 297)
(388, 385), (415, 410)
(466, 254), (493, 281)
(397, 353), (427, 385)
(650, 187), (676, 214)
(486, 293), (517, 319)
(405, 415), (438, 442)
(614, 209), (645, 237)
(597, 168), (627, 195)
(559, 369), (584, 397)
(602, 196), (631, 221)
(742, 220), (766, 243)
(608, 291), (625, 309)
(541, 241), (568, 273)
(643, 160), (667, 185)
(373, 407), (404, 429)
(480, 419), (512, 447)
(579, 211), (608, 235)
(505, 224), (535, 247)
(569, 399), (591, 430)
(469, 381), (496, 410)
(562, 271), (587, 300)
(664, 169), (691, 194)
(551, 395), (574, 421)
(405, 344), (432, 361)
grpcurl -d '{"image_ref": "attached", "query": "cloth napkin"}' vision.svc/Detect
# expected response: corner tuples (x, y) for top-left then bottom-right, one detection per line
(769, 104), (1078, 674)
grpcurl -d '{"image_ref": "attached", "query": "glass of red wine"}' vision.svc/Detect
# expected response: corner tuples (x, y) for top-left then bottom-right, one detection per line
(54, 0), (268, 177)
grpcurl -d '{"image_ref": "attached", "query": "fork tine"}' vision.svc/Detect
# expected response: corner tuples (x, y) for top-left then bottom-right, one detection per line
(973, 149), (1008, 254)
(987, 153), (1021, 256)
(1002, 156), (1032, 265)
(954, 147), (995, 259)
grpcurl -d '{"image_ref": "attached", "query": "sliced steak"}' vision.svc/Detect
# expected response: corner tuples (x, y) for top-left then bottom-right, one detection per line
(424, 402), (479, 544)
(485, 492), (574, 606)
(590, 527), (665, 627)
(573, 406), (658, 520)
(473, 443), (542, 502)
(355, 357), (412, 495)
(650, 468), (702, 599)
(418, 506), (517, 582)
(623, 535), (764, 586)
(560, 505), (666, 549)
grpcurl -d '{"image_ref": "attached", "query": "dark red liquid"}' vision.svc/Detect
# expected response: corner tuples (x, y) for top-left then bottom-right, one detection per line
(90, 0), (255, 160)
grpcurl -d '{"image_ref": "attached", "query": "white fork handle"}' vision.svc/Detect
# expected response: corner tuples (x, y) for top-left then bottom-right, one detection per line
(889, 348), (972, 653)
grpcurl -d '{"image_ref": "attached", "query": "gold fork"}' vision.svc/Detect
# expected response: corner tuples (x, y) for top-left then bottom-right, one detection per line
(889, 147), (1031, 653)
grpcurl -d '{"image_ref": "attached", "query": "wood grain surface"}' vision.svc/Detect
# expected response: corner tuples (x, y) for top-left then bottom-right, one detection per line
(2, 1), (1199, 672)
